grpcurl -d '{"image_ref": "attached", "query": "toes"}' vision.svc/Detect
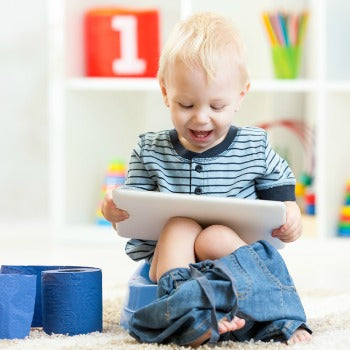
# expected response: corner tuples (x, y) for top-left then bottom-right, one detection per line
(218, 321), (229, 334)
(287, 329), (312, 345)
(218, 316), (246, 335)
(234, 316), (246, 329)
(287, 338), (295, 345)
(218, 319), (236, 334)
(229, 316), (245, 331)
(297, 333), (307, 342)
(298, 330), (312, 342)
(297, 330), (312, 342)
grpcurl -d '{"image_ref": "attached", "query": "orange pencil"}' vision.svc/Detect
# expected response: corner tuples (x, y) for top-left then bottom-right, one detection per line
(289, 13), (298, 46)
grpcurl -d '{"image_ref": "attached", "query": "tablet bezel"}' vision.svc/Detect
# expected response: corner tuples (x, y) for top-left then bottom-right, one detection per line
(112, 188), (286, 249)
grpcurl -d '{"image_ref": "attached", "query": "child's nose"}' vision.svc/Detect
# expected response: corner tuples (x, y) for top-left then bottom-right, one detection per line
(192, 109), (210, 124)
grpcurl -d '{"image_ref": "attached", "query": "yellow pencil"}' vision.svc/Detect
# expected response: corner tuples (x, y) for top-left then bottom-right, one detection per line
(262, 12), (278, 46)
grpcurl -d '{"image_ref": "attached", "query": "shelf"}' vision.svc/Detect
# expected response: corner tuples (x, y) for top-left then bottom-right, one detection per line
(326, 81), (350, 92)
(66, 77), (319, 93)
(250, 79), (318, 93)
(66, 77), (159, 91)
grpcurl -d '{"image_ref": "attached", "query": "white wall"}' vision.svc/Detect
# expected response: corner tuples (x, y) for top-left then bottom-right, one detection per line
(326, 0), (350, 79)
(0, 1), (48, 222)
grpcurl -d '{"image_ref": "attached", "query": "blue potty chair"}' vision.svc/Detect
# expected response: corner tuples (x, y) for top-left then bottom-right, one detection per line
(120, 261), (157, 330)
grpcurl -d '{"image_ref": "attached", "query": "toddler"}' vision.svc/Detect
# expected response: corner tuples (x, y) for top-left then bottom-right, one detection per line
(102, 12), (312, 347)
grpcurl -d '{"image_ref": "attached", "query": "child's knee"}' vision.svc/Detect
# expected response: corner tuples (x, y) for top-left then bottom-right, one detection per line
(162, 217), (202, 239)
(194, 225), (246, 261)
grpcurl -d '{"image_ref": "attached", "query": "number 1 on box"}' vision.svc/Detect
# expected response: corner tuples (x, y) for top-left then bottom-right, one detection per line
(111, 15), (146, 75)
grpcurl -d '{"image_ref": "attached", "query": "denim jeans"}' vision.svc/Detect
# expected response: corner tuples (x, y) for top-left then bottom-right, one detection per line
(129, 240), (311, 346)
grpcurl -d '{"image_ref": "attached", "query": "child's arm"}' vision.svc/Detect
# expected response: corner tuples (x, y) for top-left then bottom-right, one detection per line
(271, 201), (302, 242)
(101, 192), (129, 230)
(101, 133), (156, 230)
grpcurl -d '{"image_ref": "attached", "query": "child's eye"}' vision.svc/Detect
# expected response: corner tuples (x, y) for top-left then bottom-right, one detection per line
(179, 103), (193, 109)
(211, 105), (225, 111)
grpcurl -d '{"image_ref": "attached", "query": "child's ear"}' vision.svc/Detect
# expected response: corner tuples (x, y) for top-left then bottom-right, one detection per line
(159, 79), (170, 107)
(236, 82), (250, 110)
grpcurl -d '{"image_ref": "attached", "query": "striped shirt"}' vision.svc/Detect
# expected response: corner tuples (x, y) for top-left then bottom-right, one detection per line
(123, 126), (296, 262)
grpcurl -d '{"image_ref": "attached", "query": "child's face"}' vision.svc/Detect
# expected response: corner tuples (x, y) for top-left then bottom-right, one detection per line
(161, 59), (248, 153)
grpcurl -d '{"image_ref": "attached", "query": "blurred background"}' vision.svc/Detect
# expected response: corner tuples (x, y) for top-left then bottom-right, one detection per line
(1, 0), (350, 249)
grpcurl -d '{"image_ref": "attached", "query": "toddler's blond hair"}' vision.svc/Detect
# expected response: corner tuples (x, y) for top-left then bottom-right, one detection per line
(158, 12), (249, 88)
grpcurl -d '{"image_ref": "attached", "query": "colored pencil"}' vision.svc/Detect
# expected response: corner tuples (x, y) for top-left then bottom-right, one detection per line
(262, 12), (278, 46)
(262, 10), (309, 48)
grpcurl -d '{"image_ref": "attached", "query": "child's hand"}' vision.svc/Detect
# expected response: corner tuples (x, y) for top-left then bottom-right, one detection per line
(101, 192), (129, 230)
(271, 201), (302, 242)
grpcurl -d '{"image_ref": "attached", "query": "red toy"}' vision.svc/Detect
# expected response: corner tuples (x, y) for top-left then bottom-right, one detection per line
(85, 8), (160, 77)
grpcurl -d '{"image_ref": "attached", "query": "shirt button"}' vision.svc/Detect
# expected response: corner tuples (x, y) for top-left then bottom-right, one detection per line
(194, 187), (202, 195)
(195, 164), (203, 172)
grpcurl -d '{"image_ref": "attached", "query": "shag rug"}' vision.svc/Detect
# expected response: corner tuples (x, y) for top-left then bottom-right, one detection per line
(1, 287), (349, 350)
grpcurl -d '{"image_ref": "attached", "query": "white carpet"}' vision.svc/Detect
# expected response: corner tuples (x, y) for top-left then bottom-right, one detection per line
(1, 237), (350, 350)
(0, 287), (349, 350)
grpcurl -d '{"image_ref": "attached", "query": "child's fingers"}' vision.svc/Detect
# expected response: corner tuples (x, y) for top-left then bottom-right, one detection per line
(114, 209), (129, 221)
(272, 225), (301, 242)
(101, 197), (121, 221)
(271, 226), (283, 237)
(105, 193), (116, 208)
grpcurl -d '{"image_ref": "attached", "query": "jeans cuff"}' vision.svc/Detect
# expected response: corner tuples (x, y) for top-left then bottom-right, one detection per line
(157, 267), (191, 297)
(281, 321), (313, 340)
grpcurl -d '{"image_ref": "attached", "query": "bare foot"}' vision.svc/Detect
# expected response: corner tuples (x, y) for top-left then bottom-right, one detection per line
(188, 316), (245, 348)
(287, 328), (312, 345)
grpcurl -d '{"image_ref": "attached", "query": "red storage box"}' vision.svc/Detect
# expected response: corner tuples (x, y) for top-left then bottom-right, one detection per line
(85, 8), (160, 77)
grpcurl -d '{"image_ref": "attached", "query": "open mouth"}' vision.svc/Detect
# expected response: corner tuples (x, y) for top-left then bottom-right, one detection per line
(190, 130), (212, 139)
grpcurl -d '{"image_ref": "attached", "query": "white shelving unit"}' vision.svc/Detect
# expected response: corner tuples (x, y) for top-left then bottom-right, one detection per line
(47, 0), (350, 242)
(66, 78), (160, 91)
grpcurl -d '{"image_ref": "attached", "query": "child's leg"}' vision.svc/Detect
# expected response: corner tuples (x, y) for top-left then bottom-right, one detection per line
(149, 219), (247, 346)
(149, 217), (202, 283)
(141, 219), (249, 347)
(150, 222), (247, 282)
(195, 224), (247, 261)
(187, 225), (248, 347)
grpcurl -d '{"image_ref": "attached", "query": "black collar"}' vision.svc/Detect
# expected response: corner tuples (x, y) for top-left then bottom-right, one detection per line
(169, 126), (238, 160)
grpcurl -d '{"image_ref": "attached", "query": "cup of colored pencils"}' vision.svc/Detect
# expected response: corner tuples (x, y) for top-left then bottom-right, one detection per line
(262, 11), (309, 79)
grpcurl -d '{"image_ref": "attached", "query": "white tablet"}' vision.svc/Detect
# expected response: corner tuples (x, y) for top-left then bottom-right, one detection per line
(112, 188), (286, 249)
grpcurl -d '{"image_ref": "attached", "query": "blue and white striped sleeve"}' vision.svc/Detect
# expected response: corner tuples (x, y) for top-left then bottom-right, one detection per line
(124, 134), (156, 191)
(125, 239), (157, 263)
(123, 134), (158, 262)
(255, 131), (296, 201)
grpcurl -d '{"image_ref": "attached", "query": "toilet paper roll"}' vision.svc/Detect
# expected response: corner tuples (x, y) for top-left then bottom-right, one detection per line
(0, 273), (36, 339)
(1, 265), (79, 327)
(42, 267), (103, 336)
